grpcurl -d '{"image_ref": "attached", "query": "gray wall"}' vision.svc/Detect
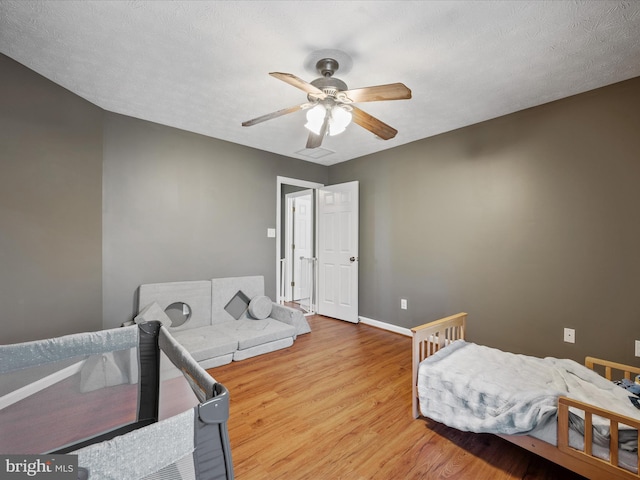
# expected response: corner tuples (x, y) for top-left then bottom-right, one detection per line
(0, 52), (327, 339)
(102, 113), (327, 328)
(4, 48), (639, 366)
(329, 77), (640, 365)
(0, 54), (103, 343)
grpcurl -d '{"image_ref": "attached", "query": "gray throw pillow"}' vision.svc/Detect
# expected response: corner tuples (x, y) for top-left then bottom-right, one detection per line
(134, 301), (173, 327)
(248, 295), (272, 320)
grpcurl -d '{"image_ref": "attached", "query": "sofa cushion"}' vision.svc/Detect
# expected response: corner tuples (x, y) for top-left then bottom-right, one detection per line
(270, 304), (311, 335)
(216, 319), (296, 350)
(199, 353), (234, 369)
(248, 295), (272, 320)
(232, 338), (294, 361)
(138, 280), (212, 330)
(171, 326), (237, 362)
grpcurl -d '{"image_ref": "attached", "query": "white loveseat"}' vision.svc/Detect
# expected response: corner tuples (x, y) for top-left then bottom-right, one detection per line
(135, 276), (311, 369)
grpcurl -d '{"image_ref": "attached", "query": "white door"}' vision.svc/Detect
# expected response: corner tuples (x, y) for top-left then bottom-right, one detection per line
(317, 181), (359, 323)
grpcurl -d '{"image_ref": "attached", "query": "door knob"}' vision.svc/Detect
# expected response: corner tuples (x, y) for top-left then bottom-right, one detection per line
(349, 256), (358, 263)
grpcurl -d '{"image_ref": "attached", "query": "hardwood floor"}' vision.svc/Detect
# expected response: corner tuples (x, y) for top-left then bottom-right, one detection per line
(208, 315), (586, 480)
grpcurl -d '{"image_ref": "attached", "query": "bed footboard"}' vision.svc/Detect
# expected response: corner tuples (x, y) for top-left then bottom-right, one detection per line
(503, 392), (640, 480)
(411, 312), (467, 418)
(556, 397), (640, 479)
(556, 358), (640, 479)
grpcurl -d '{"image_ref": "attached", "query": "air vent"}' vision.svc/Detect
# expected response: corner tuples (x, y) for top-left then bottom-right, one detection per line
(295, 147), (335, 159)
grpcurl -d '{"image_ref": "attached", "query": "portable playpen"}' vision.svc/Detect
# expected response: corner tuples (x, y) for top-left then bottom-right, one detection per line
(0, 321), (233, 479)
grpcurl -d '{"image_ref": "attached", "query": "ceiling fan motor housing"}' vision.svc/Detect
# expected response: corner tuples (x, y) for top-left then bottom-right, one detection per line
(310, 76), (349, 97)
(316, 58), (340, 77)
(309, 58), (348, 98)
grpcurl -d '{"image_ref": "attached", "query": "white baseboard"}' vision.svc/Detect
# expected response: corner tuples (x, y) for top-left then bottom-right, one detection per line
(359, 316), (412, 337)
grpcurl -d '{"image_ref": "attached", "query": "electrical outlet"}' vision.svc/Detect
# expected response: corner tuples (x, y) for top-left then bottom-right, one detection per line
(635, 340), (640, 357)
(400, 299), (407, 310)
(563, 328), (575, 344)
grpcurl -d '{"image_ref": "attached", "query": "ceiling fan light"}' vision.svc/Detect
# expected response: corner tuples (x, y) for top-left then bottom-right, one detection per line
(304, 104), (326, 135)
(328, 122), (346, 136)
(328, 105), (352, 136)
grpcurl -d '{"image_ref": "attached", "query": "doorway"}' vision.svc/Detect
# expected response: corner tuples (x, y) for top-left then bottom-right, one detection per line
(276, 177), (323, 311)
(284, 189), (314, 310)
(276, 177), (359, 322)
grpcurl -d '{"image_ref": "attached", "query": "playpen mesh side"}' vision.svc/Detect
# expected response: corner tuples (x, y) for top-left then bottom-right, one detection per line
(0, 326), (141, 454)
(158, 326), (233, 480)
(158, 326), (216, 404)
(71, 326), (233, 480)
(0, 323), (233, 479)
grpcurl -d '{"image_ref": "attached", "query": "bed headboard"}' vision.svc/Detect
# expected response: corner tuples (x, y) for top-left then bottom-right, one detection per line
(411, 312), (467, 418)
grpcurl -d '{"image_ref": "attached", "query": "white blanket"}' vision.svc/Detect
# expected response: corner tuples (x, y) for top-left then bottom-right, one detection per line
(417, 340), (640, 442)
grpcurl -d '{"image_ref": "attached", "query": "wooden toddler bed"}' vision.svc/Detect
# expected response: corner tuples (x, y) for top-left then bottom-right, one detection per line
(412, 312), (640, 480)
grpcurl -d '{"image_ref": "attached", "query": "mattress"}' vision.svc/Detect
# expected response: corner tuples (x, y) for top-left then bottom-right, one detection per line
(417, 340), (639, 473)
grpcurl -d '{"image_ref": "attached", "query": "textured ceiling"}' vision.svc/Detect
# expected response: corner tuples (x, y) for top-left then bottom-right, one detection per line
(1, 1), (640, 165)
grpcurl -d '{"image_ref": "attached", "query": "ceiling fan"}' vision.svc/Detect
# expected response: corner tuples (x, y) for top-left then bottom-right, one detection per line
(242, 58), (412, 149)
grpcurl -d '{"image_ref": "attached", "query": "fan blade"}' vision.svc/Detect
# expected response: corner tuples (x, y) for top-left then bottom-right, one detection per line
(270, 72), (325, 96)
(242, 103), (311, 127)
(342, 83), (411, 103)
(351, 106), (398, 140)
(306, 117), (329, 149)
(306, 131), (323, 149)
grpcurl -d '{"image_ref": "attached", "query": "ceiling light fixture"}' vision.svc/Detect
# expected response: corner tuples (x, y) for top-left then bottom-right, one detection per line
(304, 103), (352, 136)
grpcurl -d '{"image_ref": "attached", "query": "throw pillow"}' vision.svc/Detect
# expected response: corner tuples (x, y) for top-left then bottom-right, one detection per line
(248, 295), (272, 320)
(134, 301), (173, 328)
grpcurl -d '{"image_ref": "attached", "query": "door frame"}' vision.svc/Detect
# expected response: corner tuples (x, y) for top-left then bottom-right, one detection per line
(276, 176), (324, 304)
